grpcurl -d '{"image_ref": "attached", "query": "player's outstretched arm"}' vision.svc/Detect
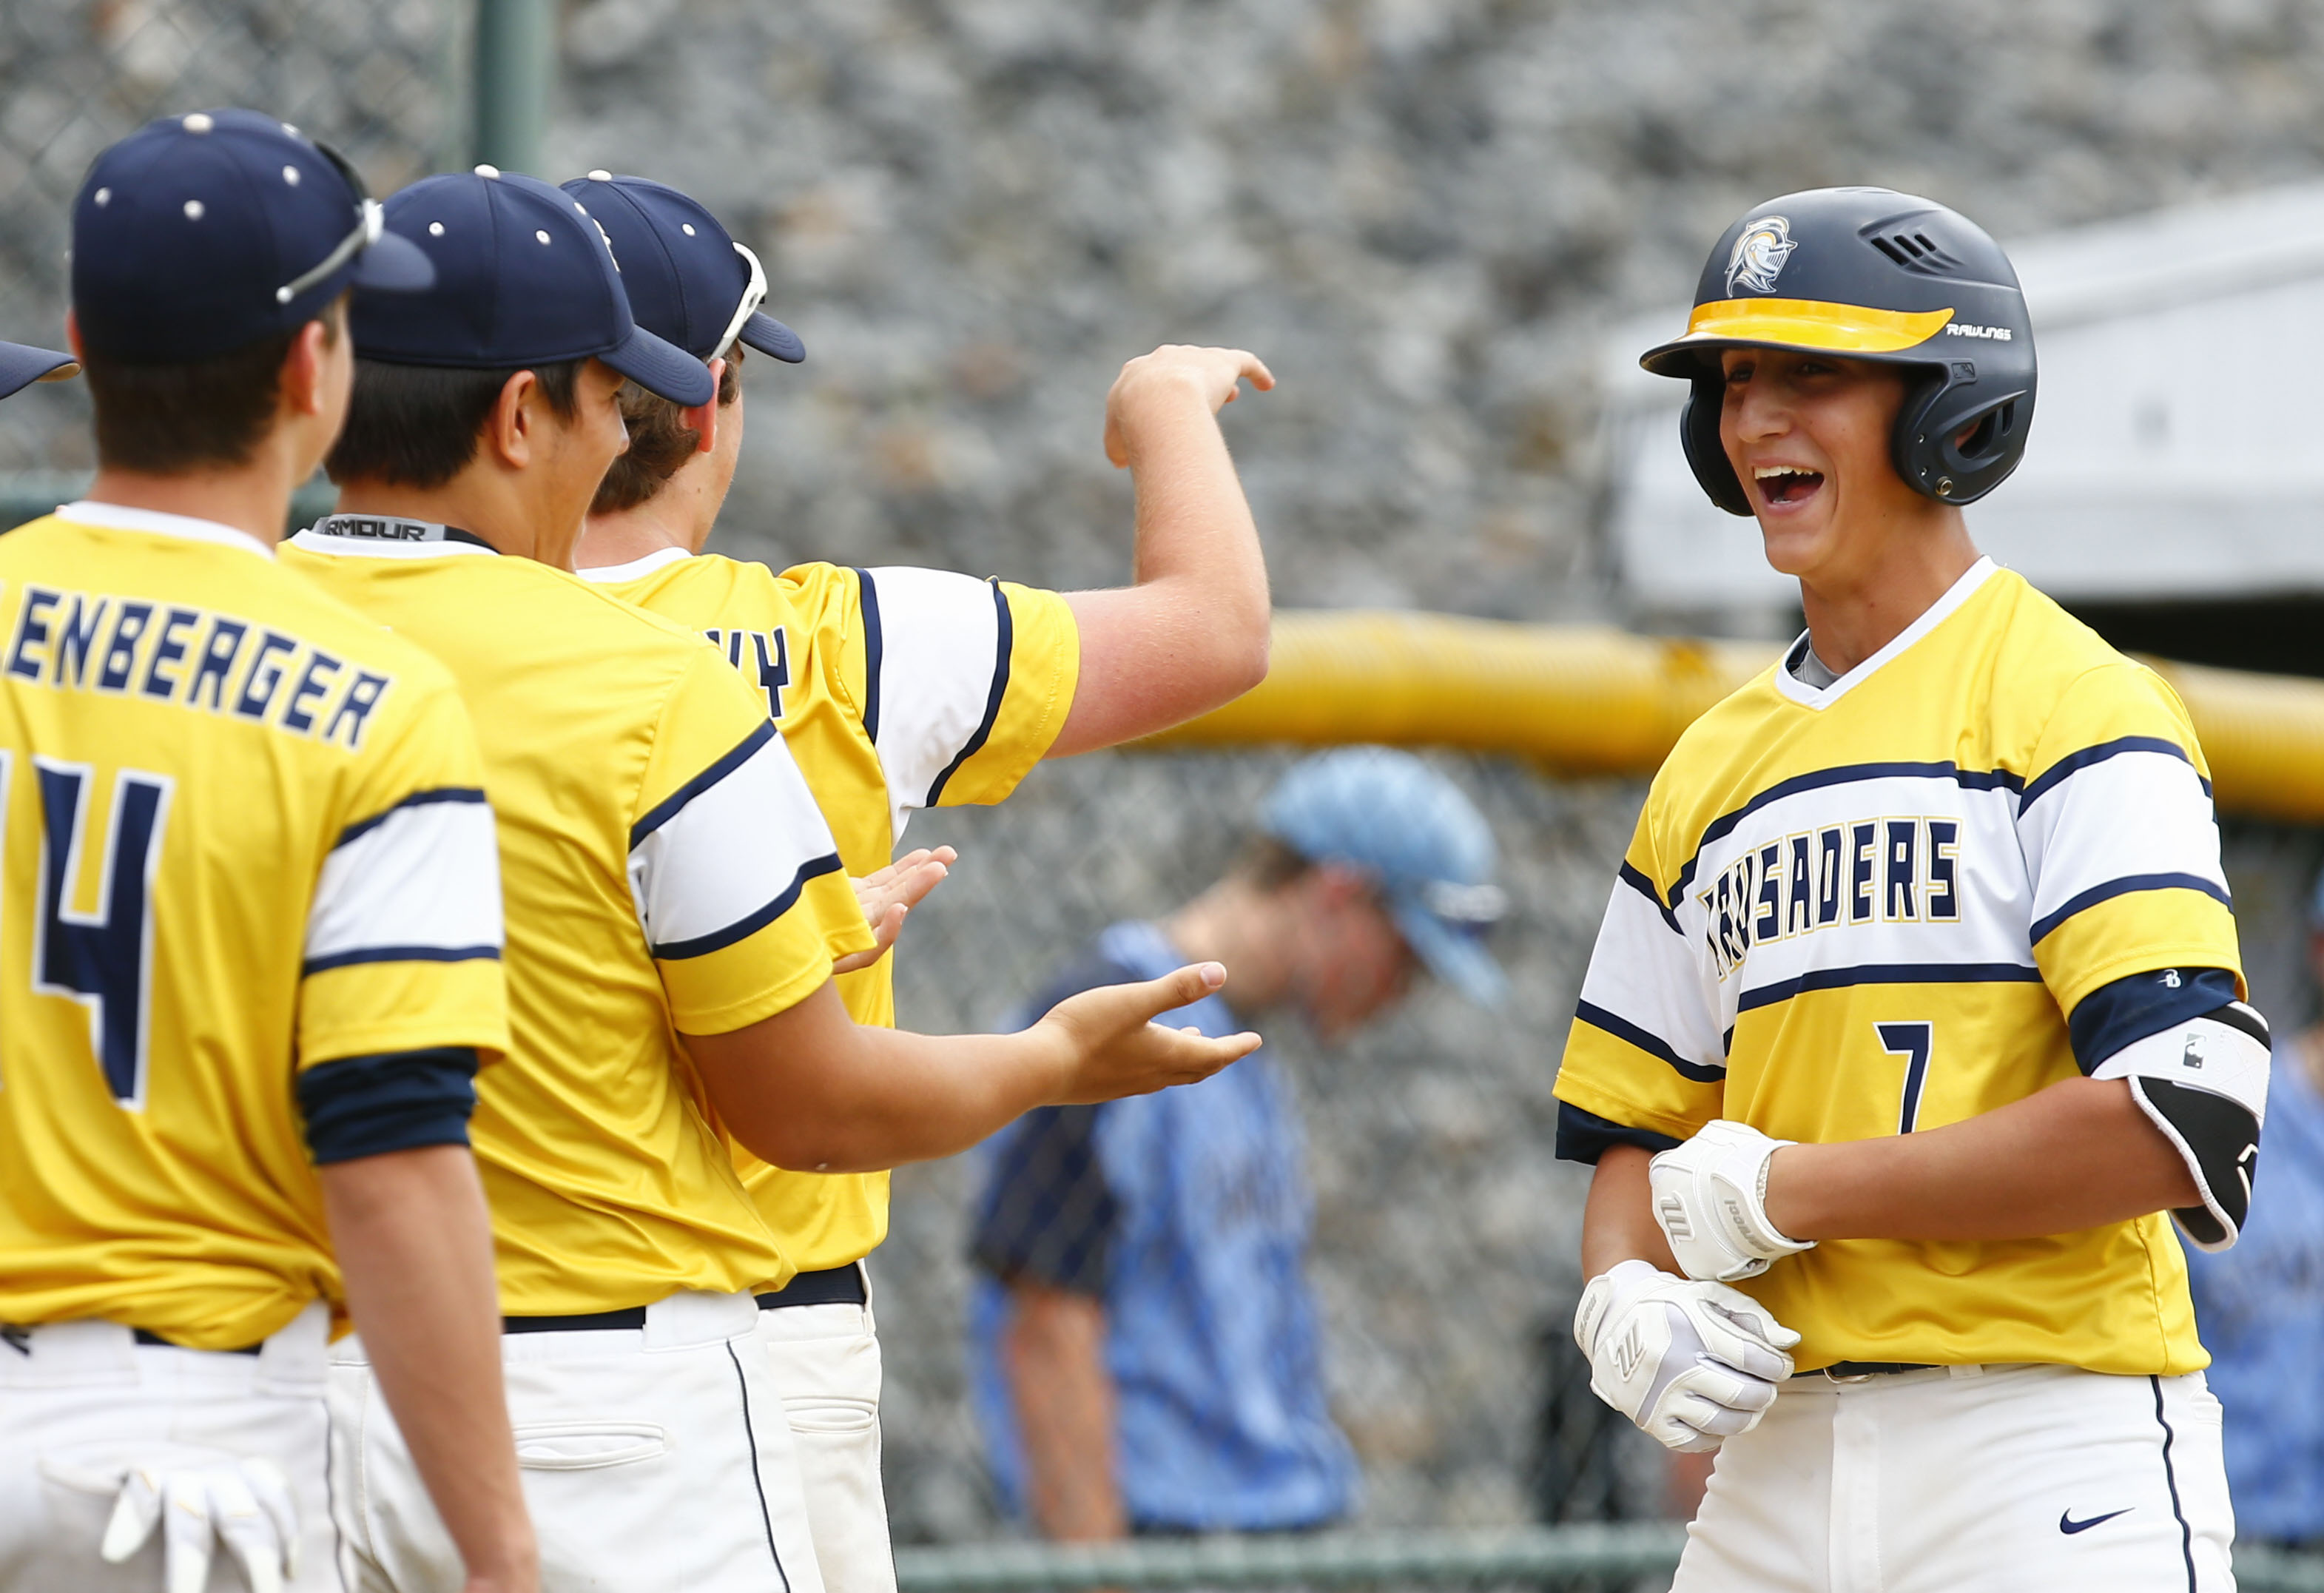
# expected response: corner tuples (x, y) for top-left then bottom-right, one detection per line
(681, 962), (1262, 1172)
(1048, 345), (1276, 758)
(322, 1147), (538, 1593)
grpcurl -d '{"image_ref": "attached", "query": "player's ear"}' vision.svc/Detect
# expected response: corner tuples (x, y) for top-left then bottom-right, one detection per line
(487, 368), (536, 469)
(683, 360), (721, 456)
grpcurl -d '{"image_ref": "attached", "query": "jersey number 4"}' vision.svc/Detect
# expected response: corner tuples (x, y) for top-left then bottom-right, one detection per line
(1875, 1021), (1933, 1135)
(9, 755), (172, 1108)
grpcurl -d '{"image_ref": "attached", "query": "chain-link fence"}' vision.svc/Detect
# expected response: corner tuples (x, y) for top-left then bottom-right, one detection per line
(869, 747), (2324, 1551)
(0, 0), (463, 491)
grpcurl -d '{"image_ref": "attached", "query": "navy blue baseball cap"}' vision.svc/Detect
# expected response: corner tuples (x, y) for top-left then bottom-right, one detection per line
(0, 343), (77, 400)
(1260, 747), (1509, 1006)
(72, 109), (433, 363)
(352, 168), (715, 406)
(559, 172), (804, 364)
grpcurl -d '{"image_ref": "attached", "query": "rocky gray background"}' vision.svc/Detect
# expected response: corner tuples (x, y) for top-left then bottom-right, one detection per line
(6, 0), (2324, 1543)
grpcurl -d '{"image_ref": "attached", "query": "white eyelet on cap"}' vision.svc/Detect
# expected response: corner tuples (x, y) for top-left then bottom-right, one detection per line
(681, 223), (696, 236)
(587, 169), (613, 181)
(92, 187), (110, 206)
(474, 164), (501, 178)
(535, 229), (551, 245)
(282, 165), (300, 186)
(182, 112), (214, 134)
(428, 221), (445, 236)
(183, 200), (205, 220)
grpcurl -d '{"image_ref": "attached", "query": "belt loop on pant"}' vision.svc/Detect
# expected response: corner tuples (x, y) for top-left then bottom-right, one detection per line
(754, 1262), (868, 1311)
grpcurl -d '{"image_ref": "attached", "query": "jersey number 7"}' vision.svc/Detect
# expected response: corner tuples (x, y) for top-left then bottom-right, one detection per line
(14, 755), (172, 1108)
(1875, 1021), (1932, 1136)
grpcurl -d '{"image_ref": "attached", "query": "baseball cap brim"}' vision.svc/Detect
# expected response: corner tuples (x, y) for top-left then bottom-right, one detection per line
(604, 322), (716, 406)
(0, 342), (78, 402)
(348, 226), (437, 294)
(739, 311), (804, 363)
(1390, 898), (1508, 1008)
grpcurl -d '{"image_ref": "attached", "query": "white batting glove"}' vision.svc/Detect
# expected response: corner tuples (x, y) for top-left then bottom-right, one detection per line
(98, 1456), (297, 1593)
(1574, 1259), (1800, 1453)
(1649, 1119), (1815, 1282)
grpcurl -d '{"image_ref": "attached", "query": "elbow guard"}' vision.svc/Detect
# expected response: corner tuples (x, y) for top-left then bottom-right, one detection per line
(2091, 1002), (2269, 1251)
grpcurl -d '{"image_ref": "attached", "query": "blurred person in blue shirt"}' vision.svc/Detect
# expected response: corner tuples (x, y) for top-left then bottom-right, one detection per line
(2184, 867), (2324, 1552)
(967, 748), (1508, 1539)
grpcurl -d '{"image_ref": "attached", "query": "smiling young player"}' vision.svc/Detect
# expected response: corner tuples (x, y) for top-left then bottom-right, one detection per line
(1556, 188), (2260, 1591)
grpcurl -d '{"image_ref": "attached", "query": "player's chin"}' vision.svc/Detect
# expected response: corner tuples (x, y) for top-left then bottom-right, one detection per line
(1754, 511), (1838, 579)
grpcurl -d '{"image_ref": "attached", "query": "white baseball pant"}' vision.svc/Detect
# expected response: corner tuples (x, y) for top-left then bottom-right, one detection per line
(1675, 1362), (2234, 1592)
(757, 1270), (895, 1593)
(328, 1289), (824, 1593)
(0, 1303), (341, 1592)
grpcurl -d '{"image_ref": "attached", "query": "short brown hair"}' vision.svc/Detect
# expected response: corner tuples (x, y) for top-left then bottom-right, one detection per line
(84, 297), (344, 474)
(1229, 834), (1315, 892)
(326, 357), (582, 490)
(590, 344), (743, 515)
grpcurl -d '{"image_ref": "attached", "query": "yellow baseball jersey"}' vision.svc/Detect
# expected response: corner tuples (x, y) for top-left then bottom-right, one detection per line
(285, 517), (871, 1313)
(581, 550), (1079, 1271)
(1556, 559), (2241, 1375)
(0, 502), (507, 1350)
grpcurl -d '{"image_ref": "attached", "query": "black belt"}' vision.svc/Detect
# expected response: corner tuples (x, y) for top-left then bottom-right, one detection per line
(756, 1264), (866, 1310)
(502, 1307), (649, 1334)
(1796, 1359), (1939, 1380)
(132, 1329), (262, 1356)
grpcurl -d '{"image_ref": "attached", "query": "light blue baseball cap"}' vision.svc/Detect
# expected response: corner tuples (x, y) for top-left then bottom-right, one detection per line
(1259, 747), (1508, 1007)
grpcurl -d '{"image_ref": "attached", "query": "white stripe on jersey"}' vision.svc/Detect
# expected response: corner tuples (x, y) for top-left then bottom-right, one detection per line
(626, 721), (842, 959)
(862, 566), (1006, 838)
(306, 791), (502, 974)
(2016, 744), (2229, 940)
(1574, 870), (1731, 1078)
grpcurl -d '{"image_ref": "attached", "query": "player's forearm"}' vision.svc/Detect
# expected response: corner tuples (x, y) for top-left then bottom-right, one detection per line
(1005, 1283), (1127, 1541)
(1762, 1076), (2200, 1242)
(1580, 1146), (1684, 1277)
(687, 984), (1076, 1173)
(1054, 384), (1270, 755)
(321, 1147), (537, 1591)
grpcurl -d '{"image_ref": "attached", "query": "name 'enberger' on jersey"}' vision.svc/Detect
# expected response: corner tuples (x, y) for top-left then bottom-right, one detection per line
(1700, 811), (1966, 979)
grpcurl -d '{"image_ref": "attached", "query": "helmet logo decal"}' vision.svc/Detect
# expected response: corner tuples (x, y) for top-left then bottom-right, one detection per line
(1725, 215), (1796, 296)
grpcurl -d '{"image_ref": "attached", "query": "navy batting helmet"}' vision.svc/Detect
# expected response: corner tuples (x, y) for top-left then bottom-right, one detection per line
(1640, 187), (2035, 514)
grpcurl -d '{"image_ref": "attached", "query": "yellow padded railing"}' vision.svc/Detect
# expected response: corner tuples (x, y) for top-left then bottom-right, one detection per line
(1142, 610), (2324, 825)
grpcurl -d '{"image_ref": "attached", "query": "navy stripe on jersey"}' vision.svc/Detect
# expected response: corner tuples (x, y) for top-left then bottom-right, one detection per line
(1665, 760), (2027, 907)
(925, 580), (1014, 807)
(1555, 1100), (1684, 1165)
(2067, 968), (2240, 1074)
(297, 1045), (479, 1163)
(335, 785), (488, 849)
(1573, 1000), (1725, 1082)
(2018, 735), (2206, 812)
(650, 853), (843, 960)
(630, 721), (775, 849)
(1619, 861), (1683, 935)
(1736, 960), (2044, 1014)
(2029, 872), (2234, 946)
(304, 943), (499, 975)
(853, 568), (883, 744)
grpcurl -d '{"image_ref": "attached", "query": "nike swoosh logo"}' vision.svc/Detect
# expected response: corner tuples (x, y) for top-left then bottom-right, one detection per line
(2059, 1508), (2132, 1535)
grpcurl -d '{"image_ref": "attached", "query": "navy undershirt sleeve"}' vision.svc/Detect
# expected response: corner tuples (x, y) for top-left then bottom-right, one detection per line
(296, 1046), (481, 1165)
(1555, 1100), (1684, 1165)
(2065, 967), (2241, 1075)
(968, 947), (1142, 1296)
